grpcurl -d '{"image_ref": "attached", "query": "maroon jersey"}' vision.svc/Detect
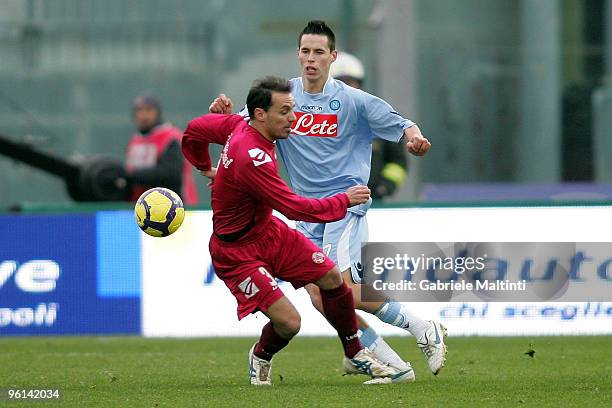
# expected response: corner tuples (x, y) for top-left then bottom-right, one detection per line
(182, 114), (350, 241)
(126, 123), (199, 205)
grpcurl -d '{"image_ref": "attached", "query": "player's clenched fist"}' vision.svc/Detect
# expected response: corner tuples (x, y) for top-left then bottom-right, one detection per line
(404, 125), (431, 156)
(345, 185), (371, 206)
(209, 93), (234, 114)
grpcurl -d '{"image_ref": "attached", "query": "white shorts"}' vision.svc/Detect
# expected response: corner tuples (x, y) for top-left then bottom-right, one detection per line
(296, 211), (368, 283)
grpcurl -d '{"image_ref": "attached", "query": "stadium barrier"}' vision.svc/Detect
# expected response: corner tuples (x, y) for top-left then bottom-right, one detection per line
(2, 205), (611, 336)
(1, 212), (140, 335)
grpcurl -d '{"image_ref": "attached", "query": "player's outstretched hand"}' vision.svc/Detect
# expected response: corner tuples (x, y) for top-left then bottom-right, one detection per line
(346, 185), (371, 207)
(200, 167), (217, 189)
(404, 125), (431, 156)
(209, 94), (234, 114)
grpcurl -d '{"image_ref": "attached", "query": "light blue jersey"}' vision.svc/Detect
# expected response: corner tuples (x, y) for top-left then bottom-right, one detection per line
(278, 77), (413, 214)
(284, 77), (414, 280)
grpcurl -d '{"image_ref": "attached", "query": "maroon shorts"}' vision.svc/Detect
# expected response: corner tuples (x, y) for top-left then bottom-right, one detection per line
(209, 217), (336, 320)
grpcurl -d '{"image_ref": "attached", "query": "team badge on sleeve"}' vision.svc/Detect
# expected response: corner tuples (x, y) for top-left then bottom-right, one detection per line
(312, 251), (326, 264)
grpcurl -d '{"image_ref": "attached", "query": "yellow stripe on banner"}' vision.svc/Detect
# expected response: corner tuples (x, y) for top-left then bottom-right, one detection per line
(381, 163), (407, 186)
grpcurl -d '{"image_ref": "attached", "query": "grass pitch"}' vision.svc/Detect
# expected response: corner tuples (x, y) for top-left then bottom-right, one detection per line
(0, 336), (610, 407)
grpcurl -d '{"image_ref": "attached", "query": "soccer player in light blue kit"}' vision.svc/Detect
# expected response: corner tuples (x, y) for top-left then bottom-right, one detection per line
(208, 20), (447, 379)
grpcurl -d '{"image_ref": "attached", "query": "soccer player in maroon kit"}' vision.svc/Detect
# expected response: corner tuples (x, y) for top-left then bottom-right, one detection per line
(182, 76), (411, 385)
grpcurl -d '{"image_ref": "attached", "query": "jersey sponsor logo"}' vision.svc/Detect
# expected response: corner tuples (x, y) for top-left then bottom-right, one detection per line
(248, 148), (272, 167)
(291, 112), (338, 137)
(312, 252), (326, 264)
(238, 276), (260, 299)
(300, 104), (323, 112)
(329, 99), (341, 111)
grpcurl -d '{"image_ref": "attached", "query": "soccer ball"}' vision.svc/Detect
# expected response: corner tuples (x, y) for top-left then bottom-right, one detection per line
(134, 187), (185, 237)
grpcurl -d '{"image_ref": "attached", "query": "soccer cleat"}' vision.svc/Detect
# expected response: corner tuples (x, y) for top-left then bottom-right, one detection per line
(346, 358), (416, 384)
(416, 320), (448, 375)
(248, 344), (272, 386)
(343, 348), (415, 384)
(386, 359), (415, 376)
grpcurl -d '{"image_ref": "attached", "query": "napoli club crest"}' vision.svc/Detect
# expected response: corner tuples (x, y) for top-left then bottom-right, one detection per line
(329, 99), (341, 111)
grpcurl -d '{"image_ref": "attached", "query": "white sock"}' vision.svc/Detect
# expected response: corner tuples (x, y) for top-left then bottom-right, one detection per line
(371, 337), (410, 370)
(401, 306), (430, 339)
(359, 326), (407, 369)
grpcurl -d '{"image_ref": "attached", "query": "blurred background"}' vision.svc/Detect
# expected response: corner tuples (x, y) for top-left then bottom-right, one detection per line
(1, 0), (612, 209)
(1, 0), (611, 346)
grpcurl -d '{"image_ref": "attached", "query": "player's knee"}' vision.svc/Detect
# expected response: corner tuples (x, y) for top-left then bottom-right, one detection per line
(283, 314), (301, 336)
(316, 267), (343, 290)
(289, 314), (302, 335)
(277, 313), (301, 337)
(326, 267), (344, 287)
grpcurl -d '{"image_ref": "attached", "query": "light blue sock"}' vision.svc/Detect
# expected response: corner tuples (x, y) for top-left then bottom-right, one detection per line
(374, 300), (407, 328)
(374, 299), (430, 338)
(359, 325), (408, 369)
(359, 326), (379, 349)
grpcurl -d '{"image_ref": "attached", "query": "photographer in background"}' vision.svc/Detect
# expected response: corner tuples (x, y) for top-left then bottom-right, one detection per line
(125, 93), (198, 204)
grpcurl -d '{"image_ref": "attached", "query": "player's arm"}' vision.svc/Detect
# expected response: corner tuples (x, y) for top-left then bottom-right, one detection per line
(239, 158), (369, 223)
(361, 91), (431, 156)
(182, 113), (243, 172)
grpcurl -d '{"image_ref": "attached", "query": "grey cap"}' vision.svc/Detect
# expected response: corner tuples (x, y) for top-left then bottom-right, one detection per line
(132, 92), (161, 112)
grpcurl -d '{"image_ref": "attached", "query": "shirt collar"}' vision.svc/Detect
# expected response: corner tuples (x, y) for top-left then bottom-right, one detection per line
(299, 75), (333, 96)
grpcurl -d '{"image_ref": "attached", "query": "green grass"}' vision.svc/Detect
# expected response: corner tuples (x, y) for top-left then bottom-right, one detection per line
(0, 336), (610, 407)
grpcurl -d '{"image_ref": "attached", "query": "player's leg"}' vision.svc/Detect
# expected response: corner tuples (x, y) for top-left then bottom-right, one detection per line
(342, 268), (430, 338)
(313, 266), (414, 383)
(273, 219), (410, 382)
(304, 281), (409, 372)
(326, 212), (448, 375)
(323, 213), (416, 371)
(312, 266), (363, 359)
(210, 237), (292, 386)
(299, 218), (409, 372)
(256, 295), (301, 358)
(304, 282), (372, 336)
(249, 295), (301, 386)
(341, 269), (447, 374)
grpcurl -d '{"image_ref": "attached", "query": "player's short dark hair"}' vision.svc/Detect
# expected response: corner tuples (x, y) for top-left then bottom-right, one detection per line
(246, 76), (292, 118)
(298, 20), (336, 51)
